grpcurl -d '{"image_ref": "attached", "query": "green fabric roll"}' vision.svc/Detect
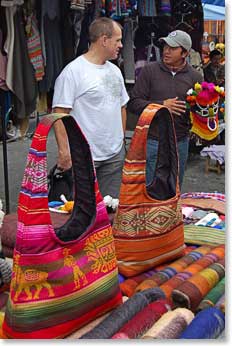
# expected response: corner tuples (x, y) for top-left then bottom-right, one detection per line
(196, 277), (225, 312)
(184, 225), (225, 246)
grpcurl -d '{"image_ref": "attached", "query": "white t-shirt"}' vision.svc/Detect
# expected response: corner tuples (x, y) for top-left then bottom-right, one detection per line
(52, 55), (129, 161)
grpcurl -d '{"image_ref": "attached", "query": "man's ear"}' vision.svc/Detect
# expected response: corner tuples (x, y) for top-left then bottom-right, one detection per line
(182, 51), (189, 59)
(101, 35), (108, 47)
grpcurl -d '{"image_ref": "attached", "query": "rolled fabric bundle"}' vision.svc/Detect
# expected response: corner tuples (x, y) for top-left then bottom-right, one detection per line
(66, 296), (128, 339)
(196, 277), (225, 312)
(67, 296), (129, 339)
(112, 299), (172, 339)
(215, 294), (225, 313)
(119, 246), (197, 297)
(80, 288), (165, 339)
(0, 258), (12, 287)
(179, 307), (225, 339)
(142, 308), (194, 339)
(67, 312), (110, 339)
(120, 267), (158, 297)
(159, 245), (225, 299)
(172, 258), (225, 312)
(135, 245), (213, 292)
(112, 332), (129, 339)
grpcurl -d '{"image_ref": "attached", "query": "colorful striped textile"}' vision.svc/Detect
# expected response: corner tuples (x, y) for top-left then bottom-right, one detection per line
(190, 110), (219, 141)
(159, 245), (225, 299)
(142, 308), (194, 339)
(2, 114), (122, 339)
(172, 257), (225, 312)
(80, 287), (165, 339)
(181, 192), (225, 202)
(180, 197), (225, 215)
(196, 277), (225, 312)
(111, 298), (172, 339)
(120, 267), (158, 297)
(184, 225), (225, 246)
(179, 307), (225, 339)
(135, 245), (213, 293)
(26, 14), (45, 81)
(113, 104), (185, 277)
(120, 246), (197, 297)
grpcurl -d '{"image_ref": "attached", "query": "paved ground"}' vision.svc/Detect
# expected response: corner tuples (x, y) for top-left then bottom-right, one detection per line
(0, 116), (225, 214)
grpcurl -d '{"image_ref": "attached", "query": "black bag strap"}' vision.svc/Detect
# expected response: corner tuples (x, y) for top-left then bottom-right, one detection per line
(18, 113), (97, 242)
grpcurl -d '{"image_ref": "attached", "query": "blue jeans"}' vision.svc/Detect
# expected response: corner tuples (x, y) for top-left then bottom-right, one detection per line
(146, 137), (189, 188)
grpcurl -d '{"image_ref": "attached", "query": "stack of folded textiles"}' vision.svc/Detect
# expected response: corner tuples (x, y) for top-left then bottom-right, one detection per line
(180, 192), (225, 246)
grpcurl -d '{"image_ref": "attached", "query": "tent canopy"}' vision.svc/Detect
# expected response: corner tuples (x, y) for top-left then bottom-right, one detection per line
(202, 0), (225, 20)
(202, 0), (224, 6)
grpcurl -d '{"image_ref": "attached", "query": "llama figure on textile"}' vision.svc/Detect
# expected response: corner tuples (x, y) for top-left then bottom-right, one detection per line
(63, 248), (88, 290)
(11, 254), (55, 301)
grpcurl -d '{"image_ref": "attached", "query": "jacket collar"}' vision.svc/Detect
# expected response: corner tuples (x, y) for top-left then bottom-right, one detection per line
(159, 60), (190, 73)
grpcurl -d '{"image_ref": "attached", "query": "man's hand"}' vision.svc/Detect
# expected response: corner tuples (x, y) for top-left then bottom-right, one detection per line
(163, 97), (186, 116)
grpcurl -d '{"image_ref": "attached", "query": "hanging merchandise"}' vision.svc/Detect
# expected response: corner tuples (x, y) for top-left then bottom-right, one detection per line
(137, 0), (158, 17)
(171, 0), (204, 53)
(158, 0), (172, 16)
(25, 13), (45, 81)
(2, 113), (122, 339)
(186, 81), (225, 141)
(112, 104), (185, 277)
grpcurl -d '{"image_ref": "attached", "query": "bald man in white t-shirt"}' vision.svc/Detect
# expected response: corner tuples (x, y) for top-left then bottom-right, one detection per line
(52, 17), (129, 199)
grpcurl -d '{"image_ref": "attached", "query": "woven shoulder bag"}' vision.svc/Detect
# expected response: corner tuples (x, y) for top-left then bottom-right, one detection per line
(2, 114), (122, 338)
(113, 104), (185, 277)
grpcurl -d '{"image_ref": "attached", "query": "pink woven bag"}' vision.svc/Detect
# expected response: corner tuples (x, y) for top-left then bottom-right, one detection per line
(2, 114), (122, 339)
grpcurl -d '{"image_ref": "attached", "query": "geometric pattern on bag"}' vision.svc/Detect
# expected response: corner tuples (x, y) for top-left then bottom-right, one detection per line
(113, 201), (183, 236)
(112, 104), (185, 277)
(2, 114), (122, 339)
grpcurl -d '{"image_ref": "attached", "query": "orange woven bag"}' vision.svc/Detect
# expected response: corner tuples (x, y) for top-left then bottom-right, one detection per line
(113, 104), (185, 277)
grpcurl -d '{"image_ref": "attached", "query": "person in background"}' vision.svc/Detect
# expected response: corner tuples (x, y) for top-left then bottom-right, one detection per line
(52, 17), (129, 199)
(127, 30), (203, 188)
(203, 49), (225, 87)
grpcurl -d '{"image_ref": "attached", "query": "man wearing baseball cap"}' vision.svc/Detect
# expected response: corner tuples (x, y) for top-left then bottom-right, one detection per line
(159, 30), (192, 52)
(128, 30), (203, 188)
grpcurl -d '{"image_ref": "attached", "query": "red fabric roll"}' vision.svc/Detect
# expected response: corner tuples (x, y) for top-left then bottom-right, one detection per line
(112, 299), (172, 339)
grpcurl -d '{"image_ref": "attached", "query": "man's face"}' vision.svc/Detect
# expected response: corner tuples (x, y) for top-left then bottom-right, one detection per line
(211, 54), (222, 68)
(104, 24), (123, 60)
(162, 44), (188, 66)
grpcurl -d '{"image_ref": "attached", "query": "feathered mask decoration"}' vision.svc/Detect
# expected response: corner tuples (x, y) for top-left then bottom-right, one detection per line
(186, 81), (225, 141)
